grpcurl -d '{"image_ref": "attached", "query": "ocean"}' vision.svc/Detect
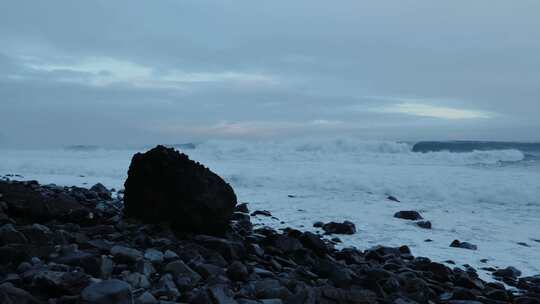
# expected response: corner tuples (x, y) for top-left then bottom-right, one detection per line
(1, 139), (539, 279)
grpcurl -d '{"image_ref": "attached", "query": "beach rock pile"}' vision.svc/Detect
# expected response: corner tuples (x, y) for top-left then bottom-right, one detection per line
(0, 148), (538, 304)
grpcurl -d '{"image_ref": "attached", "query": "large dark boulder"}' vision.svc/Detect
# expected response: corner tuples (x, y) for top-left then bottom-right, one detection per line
(123, 145), (237, 234)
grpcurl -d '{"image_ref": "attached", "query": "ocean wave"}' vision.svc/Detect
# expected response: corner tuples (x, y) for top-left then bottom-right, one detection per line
(194, 138), (525, 166)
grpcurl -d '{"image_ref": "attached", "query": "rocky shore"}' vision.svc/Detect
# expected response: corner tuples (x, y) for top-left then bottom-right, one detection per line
(0, 146), (539, 304)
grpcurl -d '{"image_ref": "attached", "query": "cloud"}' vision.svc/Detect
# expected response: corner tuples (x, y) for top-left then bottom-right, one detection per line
(374, 103), (493, 120)
(21, 56), (279, 90)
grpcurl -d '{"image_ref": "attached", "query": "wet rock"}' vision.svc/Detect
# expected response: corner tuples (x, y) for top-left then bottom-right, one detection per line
(416, 221), (432, 229)
(0, 282), (41, 304)
(81, 279), (133, 304)
(121, 271), (150, 289)
(312, 221), (324, 228)
(123, 145), (237, 235)
(32, 270), (91, 297)
(90, 183), (112, 200)
(209, 285), (237, 304)
(163, 249), (179, 261)
(0, 224), (28, 245)
(135, 291), (157, 304)
(493, 266), (522, 279)
(111, 245), (142, 263)
(251, 210), (272, 217)
(485, 289), (509, 302)
(300, 232), (329, 255)
(387, 195), (400, 202)
(450, 240), (478, 250)
(20, 224), (52, 245)
(226, 261), (249, 281)
(153, 274), (180, 300)
(394, 210), (423, 220)
(143, 248), (163, 264)
(321, 221), (356, 235)
(0, 181), (90, 223)
(54, 251), (102, 277)
(235, 203), (249, 213)
(164, 260), (201, 285)
(273, 235), (303, 253)
(515, 297), (540, 304)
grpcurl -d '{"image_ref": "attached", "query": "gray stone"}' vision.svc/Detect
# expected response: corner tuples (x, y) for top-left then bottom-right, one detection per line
(0, 224), (28, 245)
(163, 250), (179, 261)
(81, 279), (133, 304)
(144, 248), (164, 264)
(135, 291), (157, 304)
(111, 245), (142, 263)
(164, 260), (201, 284)
(121, 271), (150, 289)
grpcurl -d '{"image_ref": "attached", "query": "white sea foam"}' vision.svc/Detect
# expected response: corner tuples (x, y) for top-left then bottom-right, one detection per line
(0, 138), (538, 279)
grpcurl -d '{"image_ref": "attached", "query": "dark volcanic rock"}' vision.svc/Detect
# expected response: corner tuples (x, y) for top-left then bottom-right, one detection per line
(450, 240), (478, 250)
(123, 145), (237, 234)
(80, 279), (133, 304)
(251, 210), (272, 217)
(387, 195), (400, 203)
(493, 266), (522, 279)
(90, 183), (112, 200)
(0, 181), (91, 223)
(322, 221), (356, 235)
(394, 210), (423, 220)
(416, 220), (432, 229)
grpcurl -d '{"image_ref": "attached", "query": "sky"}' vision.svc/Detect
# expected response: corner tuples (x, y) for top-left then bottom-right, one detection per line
(1, 0), (539, 147)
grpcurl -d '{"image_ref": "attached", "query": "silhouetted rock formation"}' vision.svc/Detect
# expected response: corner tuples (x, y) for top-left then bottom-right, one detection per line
(123, 145), (237, 235)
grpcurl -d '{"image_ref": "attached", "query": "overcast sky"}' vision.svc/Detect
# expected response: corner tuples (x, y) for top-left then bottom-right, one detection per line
(1, 1), (539, 146)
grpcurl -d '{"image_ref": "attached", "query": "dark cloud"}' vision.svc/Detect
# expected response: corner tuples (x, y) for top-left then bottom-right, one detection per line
(1, 0), (539, 146)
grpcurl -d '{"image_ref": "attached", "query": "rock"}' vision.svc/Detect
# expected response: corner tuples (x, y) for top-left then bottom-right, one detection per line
(387, 195), (400, 202)
(209, 285), (237, 304)
(226, 261), (249, 281)
(90, 183), (112, 200)
(273, 235), (303, 253)
(0, 181), (91, 223)
(394, 211), (423, 220)
(0, 282), (41, 304)
(312, 221), (324, 228)
(123, 145), (237, 234)
(235, 203), (249, 213)
(163, 249), (179, 260)
(515, 297), (540, 304)
(121, 271), (150, 289)
(143, 248), (163, 264)
(0, 224), (28, 245)
(251, 210), (272, 217)
(322, 221), (356, 235)
(20, 224), (52, 245)
(164, 260), (201, 285)
(493, 266), (522, 279)
(416, 221), (432, 229)
(54, 251), (102, 277)
(110, 245), (142, 263)
(300, 232), (329, 255)
(81, 279), (133, 304)
(485, 289), (509, 301)
(153, 274), (180, 300)
(32, 270), (91, 297)
(135, 291), (157, 304)
(450, 240), (478, 250)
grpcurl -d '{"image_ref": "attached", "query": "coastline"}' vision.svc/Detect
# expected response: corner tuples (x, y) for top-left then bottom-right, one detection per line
(1, 178), (539, 303)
